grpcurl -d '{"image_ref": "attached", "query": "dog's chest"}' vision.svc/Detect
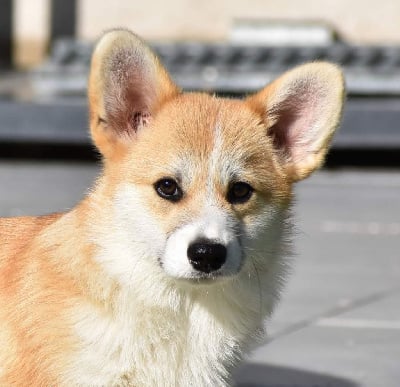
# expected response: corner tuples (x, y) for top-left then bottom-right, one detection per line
(66, 301), (244, 386)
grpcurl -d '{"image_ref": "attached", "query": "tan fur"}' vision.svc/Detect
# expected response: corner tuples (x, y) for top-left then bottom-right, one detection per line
(0, 29), (344, 386)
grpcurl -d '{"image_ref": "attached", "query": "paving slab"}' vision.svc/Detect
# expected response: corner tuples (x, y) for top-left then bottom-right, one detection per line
(0, 161), (98, 216)
(236, 323), (400, 386)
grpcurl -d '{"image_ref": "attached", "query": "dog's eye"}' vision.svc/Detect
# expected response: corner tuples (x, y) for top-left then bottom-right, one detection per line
(155, 178), (182, 202)
(227, 182), (253, 204)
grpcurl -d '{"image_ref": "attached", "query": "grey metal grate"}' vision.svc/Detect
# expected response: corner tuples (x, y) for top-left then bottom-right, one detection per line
(34, 39), (400, 96)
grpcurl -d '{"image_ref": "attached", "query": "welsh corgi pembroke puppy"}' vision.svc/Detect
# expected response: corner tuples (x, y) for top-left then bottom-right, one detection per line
(0, 29), (344, 386)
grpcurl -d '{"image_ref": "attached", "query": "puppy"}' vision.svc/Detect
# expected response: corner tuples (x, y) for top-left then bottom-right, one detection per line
(0, 29), (344, 386)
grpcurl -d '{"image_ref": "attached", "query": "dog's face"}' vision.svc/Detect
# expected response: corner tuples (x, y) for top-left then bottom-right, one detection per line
(109, 94), (291, 283)
(88, 30), (344, 286)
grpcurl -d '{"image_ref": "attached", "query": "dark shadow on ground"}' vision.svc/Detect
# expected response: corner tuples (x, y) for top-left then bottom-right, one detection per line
(234, 363), (359, 387)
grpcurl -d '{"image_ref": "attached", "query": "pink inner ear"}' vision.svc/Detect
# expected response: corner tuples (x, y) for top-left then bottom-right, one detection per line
(130, 111), (151, 132)
(269, 89), (320, 163)
(104, 48), (156, 135)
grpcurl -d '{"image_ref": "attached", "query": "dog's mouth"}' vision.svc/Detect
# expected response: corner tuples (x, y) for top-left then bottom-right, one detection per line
(175, 270), (234, 286)
(189, 270), (224, 281)
(162, 260), (244, 286)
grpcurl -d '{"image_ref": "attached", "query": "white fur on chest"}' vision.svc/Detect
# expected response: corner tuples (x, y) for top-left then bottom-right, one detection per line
(66, 288), (265, 387)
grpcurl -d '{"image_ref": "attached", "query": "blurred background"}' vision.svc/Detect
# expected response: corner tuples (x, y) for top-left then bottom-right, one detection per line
(1, 0), (400, 162)
(0, 1), (399, 386)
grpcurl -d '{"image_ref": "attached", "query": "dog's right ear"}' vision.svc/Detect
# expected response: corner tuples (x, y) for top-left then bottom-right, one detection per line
(88, 29), (180, 160)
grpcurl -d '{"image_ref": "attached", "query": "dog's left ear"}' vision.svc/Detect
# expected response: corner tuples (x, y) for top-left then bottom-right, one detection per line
(247, 62), (345, 181)
(88, 29), (180, 160)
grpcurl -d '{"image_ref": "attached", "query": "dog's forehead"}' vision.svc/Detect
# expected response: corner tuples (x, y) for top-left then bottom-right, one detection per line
(148, 93), (268, 159)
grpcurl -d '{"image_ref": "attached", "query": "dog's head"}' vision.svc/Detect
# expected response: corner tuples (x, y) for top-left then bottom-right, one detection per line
(88, 29), (344, 286)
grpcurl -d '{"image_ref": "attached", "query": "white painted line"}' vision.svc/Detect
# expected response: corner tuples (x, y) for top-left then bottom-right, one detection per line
(316, 317), (400, 330)
(321, 220), (400, 236)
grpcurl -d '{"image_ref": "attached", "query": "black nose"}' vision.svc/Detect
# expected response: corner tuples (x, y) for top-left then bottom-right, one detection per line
(187, 240), (227, 273)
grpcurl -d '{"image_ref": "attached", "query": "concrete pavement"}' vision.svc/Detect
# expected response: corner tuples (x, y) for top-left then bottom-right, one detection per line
(0, 162), (399, 386)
